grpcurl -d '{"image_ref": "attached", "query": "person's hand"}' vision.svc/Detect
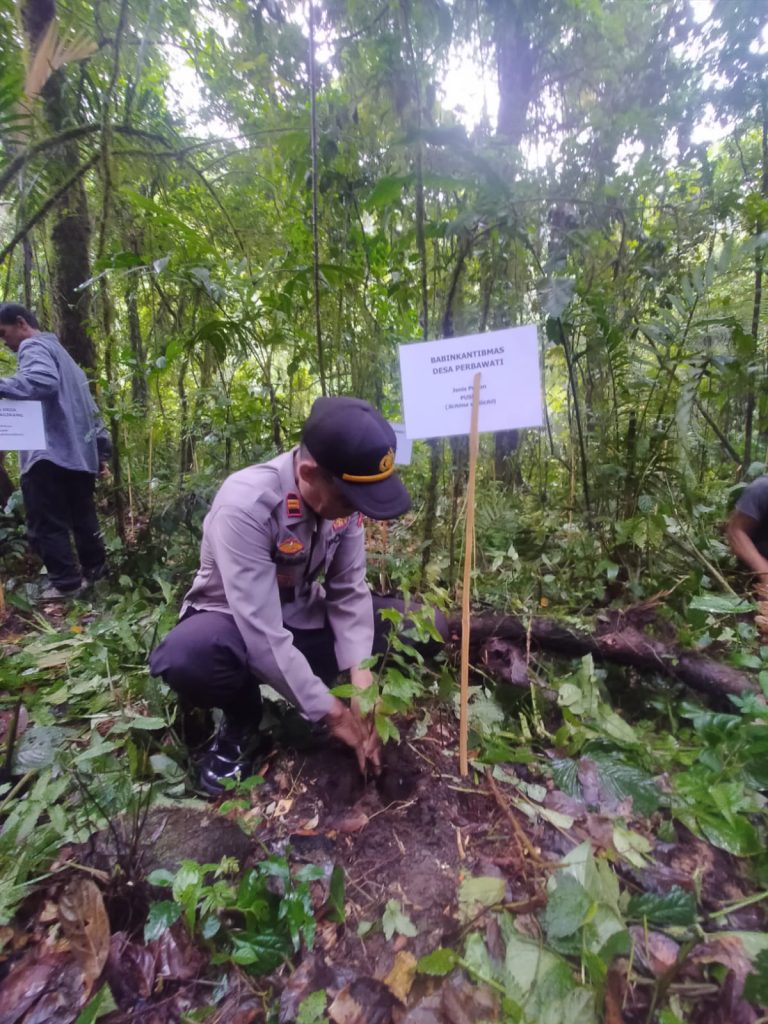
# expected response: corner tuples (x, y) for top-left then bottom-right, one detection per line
(324, 697), (368, 773)
(755, 577), (768, 637)
(350, 666), (373, 693)
(349, 666), (382, 774)
(349, 665), (373, 721)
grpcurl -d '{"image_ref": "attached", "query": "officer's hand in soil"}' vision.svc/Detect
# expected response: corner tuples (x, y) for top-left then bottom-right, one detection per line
(349, 666), (382, 775)
(755, 578), (768, 638)
(324, 698), (369, 773)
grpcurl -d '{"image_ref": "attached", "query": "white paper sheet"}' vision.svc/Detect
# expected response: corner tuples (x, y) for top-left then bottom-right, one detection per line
(398, 325), (543, 439)
(0, 401), (46, 450)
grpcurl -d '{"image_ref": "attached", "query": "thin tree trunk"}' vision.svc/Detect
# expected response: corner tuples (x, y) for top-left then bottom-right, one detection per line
(744, 103), (767, 471)
(126, 287), (147, 410)
(100, 277), (126, 542)
(42, 72), (96, 369)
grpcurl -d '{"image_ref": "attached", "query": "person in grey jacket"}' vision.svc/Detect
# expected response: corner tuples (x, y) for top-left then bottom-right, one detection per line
(0, 303), (111, 599)
(150, 396), (420, 796)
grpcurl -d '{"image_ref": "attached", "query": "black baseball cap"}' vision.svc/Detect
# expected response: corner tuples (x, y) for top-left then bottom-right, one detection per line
(302, 396), (411, 520)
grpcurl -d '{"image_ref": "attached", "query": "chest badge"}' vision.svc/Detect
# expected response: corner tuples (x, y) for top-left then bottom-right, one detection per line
(277, 537), (304, 556)
(332, 516), (349, 531)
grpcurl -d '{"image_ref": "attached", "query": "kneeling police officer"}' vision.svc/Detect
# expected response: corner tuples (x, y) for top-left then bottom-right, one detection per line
(150, 396), (422, 796)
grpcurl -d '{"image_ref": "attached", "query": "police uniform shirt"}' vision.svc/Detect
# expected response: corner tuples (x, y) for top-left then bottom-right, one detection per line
(180, 449), (374, 720)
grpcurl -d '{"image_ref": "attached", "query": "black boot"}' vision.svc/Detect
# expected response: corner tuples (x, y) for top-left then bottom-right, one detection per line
(198, 715), (264, 798)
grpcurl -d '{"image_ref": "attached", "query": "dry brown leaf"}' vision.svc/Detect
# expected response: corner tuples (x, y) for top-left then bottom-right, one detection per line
(329, 985), (365, 1024)
(58, 878), (110, 989)
(334, 809), (370, 834)
(329, 980), (399, 1024)
(384, 950), (417, 1003)
(629, 926), (679, 976)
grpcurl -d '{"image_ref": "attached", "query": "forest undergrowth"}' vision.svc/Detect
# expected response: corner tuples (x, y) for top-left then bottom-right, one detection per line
(2, 478), (768, 1024)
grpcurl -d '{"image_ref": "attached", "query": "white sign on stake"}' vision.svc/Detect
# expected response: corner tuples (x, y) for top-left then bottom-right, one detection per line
(398, 325), (542, 439)
(390, 422), (413, 466)
(0, 401), (46, 450)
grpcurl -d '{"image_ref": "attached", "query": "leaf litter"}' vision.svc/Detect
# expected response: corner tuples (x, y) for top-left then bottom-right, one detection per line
(2, 608), (768, 1022)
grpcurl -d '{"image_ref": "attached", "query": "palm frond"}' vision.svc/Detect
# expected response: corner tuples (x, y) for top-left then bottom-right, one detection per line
(24, 18), (97, 100)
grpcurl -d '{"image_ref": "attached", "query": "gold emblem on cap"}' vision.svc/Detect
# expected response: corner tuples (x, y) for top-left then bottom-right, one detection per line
(342, 446), (396, 484)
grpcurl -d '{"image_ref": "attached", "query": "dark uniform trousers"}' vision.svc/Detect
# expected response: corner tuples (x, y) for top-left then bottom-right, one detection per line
(149, 595), (447, 724)
(21, 459), (106, 591)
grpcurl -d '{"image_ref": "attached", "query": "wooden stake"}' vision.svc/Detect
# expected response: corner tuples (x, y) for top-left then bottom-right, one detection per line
(459, 372), (481, 776)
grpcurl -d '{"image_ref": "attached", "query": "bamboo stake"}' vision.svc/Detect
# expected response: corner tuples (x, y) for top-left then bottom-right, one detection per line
(459, 372), (481, 776)
(146, 417), (153, 517)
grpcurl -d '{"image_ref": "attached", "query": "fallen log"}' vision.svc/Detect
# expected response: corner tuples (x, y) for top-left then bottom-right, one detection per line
(452, 613), (757, 701)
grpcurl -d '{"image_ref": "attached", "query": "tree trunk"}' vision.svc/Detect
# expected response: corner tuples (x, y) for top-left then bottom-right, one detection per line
(126, 287), (147, 410)
(22, 0), (95, 369)
(455, 611), (758, 701)
(491, 0), (535, 144)
(0, 455), (14, 507)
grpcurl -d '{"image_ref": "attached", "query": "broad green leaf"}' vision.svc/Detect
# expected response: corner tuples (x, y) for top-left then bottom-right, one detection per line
(688, 594), (752, 615)
(462, 931), (497, 984)
(328, 865), (345, 924)
(588, 753), (661, 815)
(698, 814), (761, 856)
(458, 876), (506, 922)
(627, 887), (697, 926)
(230, 932), (289, 972)
(296, 990), (327, 1024)
(503, 932), (567, 997)
(172, 862), (203, 904)
(144, 900), (181, 941)
(417, 948), (458, 976)
(368, 175), (409, 208)
(146, 869), (175, 887)
(543, 873), (592, 940)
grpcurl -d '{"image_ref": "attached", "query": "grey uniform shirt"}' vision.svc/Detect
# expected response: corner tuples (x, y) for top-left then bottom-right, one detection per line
(181, 449), (374, 720)
(736, 476), (768, 557)
(0, 332), (111, 475)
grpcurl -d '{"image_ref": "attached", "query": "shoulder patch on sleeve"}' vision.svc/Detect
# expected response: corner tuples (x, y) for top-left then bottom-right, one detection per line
(286, 492), (302, 518)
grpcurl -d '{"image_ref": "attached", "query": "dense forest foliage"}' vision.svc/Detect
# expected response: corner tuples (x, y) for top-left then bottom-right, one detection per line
(1, 0), (768, 1021)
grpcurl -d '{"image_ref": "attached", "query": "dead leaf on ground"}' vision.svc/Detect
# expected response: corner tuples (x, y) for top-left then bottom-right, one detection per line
(604, 961), (627, 1024)
(692, 934), (752, 986)
(279, 954), (352, 1023)
(333, 809), (370, 834)
(384, 950), (417, 1003)
(7, 959), (85, 1024)
(105, 932), (156, 1004)
(629, 926), (679, 976)
(440, 972), (500, 1024)
(58, 878), (110, 990)
(154, 923), (206, 982)
(0, 952), (84, 1024)
(207, 974), (262, 1024)
(0, 703), (28, 746)
(329, 978), (401, 1024)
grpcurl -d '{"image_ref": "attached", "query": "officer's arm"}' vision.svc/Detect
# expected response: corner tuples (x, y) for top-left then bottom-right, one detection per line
(0, 339), (59, 400)
(208, 503), (336, 720)
(324, 517), (375, 672)
(727, 509), (768, 581)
